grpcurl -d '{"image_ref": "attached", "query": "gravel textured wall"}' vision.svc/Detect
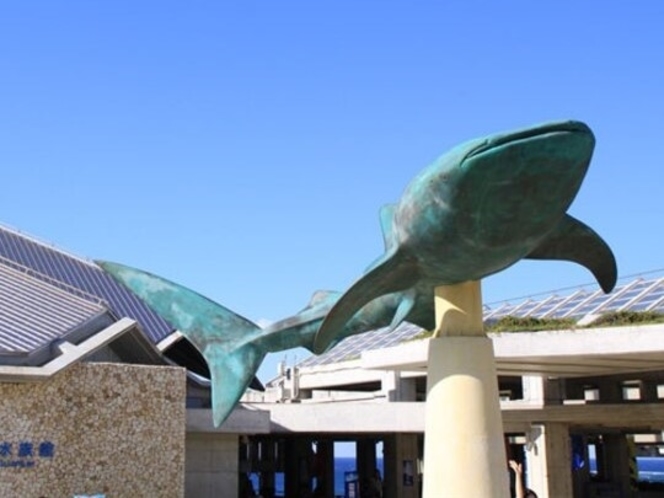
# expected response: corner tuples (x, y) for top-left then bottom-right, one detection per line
(0, 362), (186, 497)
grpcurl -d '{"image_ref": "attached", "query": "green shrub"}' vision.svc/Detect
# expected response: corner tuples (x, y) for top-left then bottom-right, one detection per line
(486, 316), (576, 332)
(586, 310), (664, 327)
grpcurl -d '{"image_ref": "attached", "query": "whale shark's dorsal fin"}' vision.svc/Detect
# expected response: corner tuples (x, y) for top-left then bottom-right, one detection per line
(379, 203), (397, 251)
(295, 290), (342, 315)
(308, 290), (342, 307)
(526, 214), (617, 293)
(314, 247), (420, 353)
(364, 204), (398, 274)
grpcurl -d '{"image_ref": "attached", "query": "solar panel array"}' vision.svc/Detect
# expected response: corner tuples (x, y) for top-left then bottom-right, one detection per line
(0, 225), (174, 344)
(484, 276), (664, 321)
(300, 323), (423, 368)
(300, 272), (664, 368)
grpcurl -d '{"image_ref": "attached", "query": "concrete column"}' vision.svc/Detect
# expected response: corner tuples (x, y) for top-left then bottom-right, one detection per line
(422, 282), (509, 498)
(565, 380), (586, 401)
(185, 433), (239, 498)
(382, 370), (417, 402)
(357, 439), (377, 496)
(526, 424), (572, 498)
(596, 379), (623, 403)
(522, 375), (545, 404)
(259, 440), (276, 497)
(603, 433), (634, 498)
(285, 438), (313, 498)
(639, 380), (659, 402)
(522, 375), (565, 405)
(314, 440), (334, 498)
(384, 434), (419, 498)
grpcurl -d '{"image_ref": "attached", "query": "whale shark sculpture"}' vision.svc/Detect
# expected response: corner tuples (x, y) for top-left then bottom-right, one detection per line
(98, 119), (616, 425)
(313, 120), (616, 352)
(97, 261), (423, 426)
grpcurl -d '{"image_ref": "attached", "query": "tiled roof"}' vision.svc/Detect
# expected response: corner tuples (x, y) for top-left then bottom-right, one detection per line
(0, 262), (107, 354)
(0, 225), (174, 343)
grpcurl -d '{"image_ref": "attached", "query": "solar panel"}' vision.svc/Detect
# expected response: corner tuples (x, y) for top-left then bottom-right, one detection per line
(298, 272), (664, 370)
(0, 226), (174, 343)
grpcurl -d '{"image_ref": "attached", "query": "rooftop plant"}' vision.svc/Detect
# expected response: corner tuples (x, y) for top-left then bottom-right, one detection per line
(585, 310), (664, 328)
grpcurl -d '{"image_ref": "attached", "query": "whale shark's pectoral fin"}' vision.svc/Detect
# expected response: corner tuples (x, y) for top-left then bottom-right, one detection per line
(388, 288), (417, 332)
(314, 248), (419, 353)
(96, 261), (265, 427)
(526, 214), (617, 293)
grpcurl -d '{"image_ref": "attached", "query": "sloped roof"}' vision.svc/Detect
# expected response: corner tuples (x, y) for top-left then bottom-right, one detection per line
(0, 225), (174, 343)
(0, 261), (108, 355)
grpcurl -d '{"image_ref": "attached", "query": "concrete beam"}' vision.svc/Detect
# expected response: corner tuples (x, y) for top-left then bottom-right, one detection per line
(187, 407), (271, 434)
(362, 324), (664, 378)
(0, 317), (137, 382)
(238, 401), (664, 435)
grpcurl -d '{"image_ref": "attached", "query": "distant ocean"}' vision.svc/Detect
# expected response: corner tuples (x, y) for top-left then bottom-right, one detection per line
(249, 457), (381, 497)
(590, 457), (664, 484)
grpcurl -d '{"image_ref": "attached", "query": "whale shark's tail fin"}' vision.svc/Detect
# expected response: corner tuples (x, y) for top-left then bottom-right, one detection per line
(96, 261), (265, 427)
(203, 341), (265, 427)
(526, 214), (617, 293)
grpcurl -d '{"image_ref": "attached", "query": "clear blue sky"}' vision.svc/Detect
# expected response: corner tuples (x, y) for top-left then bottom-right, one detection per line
(1, 2), (662, 381)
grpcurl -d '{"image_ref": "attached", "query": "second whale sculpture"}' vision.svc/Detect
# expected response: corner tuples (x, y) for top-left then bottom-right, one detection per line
(97, 261), (424, 426)
(99, 119), (617, 426)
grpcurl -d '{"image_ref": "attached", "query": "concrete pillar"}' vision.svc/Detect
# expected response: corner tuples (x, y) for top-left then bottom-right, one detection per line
(422, 282), (509, 498)
(285, 438), (313, 498)
(312, 440), (334, 498)
(185, 433), (239, 498)
(357, 439), (377, 490)
(522, 375), (545, 404)
(522, 375), (565, 405)
(525, 424), (572, 498)
(565, 380), (586, 401)
(384, 434), (419, 498)
(639, 380), (659, 402)
(596, 378), (623, 403)
(603, 433), (634, 498)
(259, 440), (276, 497)
(382, 370), (417, 402)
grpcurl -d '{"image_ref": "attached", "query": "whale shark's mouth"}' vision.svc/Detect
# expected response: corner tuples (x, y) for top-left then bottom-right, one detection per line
(463, 120), (593, 162)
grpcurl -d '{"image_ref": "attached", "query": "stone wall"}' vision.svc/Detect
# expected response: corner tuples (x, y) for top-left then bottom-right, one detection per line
(0, 362), (186, 497)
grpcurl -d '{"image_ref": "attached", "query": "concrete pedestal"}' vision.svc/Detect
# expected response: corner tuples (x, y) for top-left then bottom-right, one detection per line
(422, 282), (509, 498)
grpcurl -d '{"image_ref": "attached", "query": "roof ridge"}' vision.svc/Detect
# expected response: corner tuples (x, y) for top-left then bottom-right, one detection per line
(0, 255), (104, 307)
(0, 222), (96, 267)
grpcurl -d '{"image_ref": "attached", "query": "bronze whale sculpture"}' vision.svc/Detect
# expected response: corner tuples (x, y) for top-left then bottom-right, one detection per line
(313, 120), (616, 352)
(97, 261), (425, 426)
(98, 119), (616, 426)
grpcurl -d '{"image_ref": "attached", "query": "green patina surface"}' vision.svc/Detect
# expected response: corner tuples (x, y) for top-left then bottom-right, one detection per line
(314, 120), (616, 352)
(99, 119), (618, 427)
